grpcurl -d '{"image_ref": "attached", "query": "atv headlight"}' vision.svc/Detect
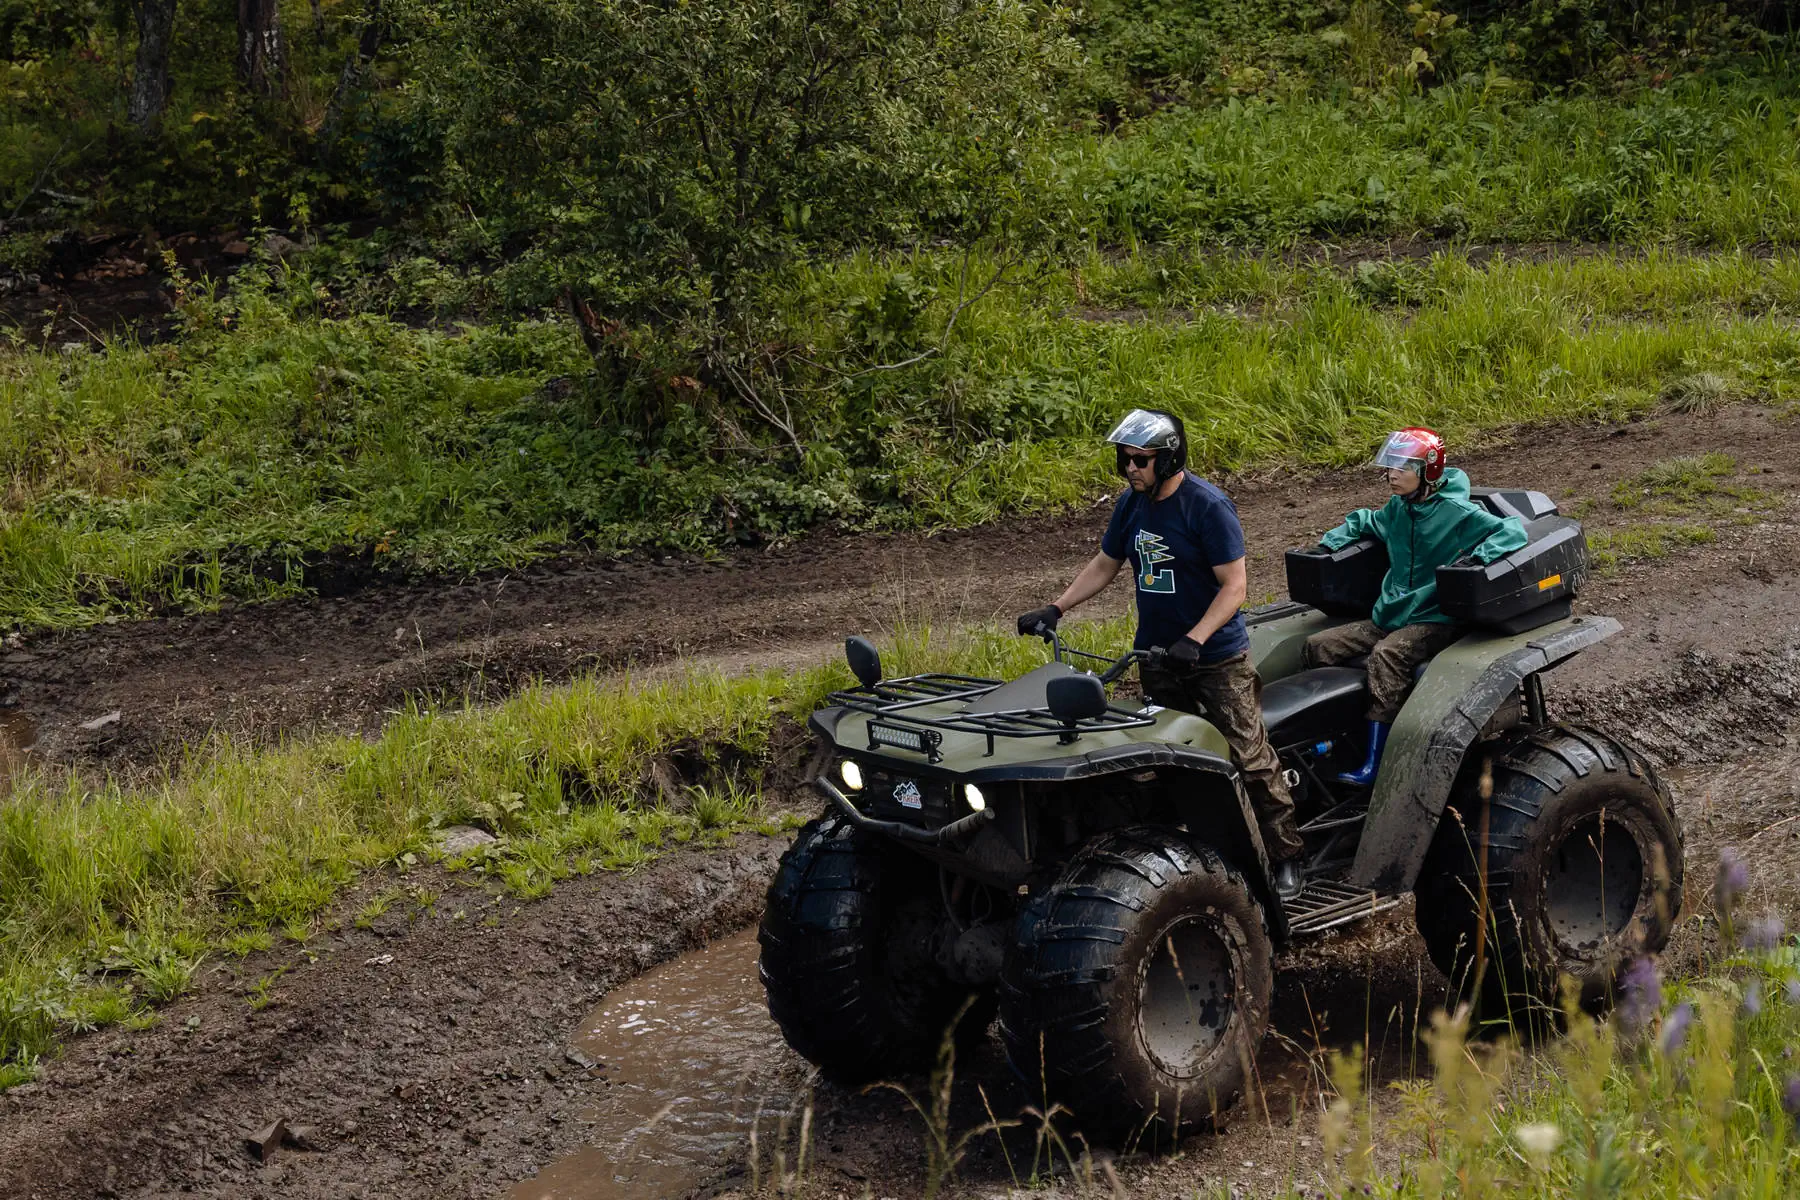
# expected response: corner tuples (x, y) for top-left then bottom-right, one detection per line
(839, 760), (864, 791)
(964, 783), (986, 813)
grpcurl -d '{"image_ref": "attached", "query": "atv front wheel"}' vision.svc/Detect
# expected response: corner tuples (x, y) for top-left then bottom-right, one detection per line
(1415, 726), (1684, 1027)
(758, 814), (988, 1082)
(999, 828), (1272, 1140)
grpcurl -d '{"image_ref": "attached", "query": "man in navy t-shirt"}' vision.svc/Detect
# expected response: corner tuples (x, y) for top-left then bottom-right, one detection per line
(1016, 408), (1304, 897)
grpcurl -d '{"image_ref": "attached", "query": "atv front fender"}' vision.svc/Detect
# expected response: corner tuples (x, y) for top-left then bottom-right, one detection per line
(1350, 614), (1620, 893)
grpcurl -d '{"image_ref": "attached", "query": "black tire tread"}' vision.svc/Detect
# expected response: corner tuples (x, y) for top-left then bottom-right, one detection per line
(1415, 724), (1684, 1021)
(999, 827), (1271, 1136)
(759, 814), (974, 1082)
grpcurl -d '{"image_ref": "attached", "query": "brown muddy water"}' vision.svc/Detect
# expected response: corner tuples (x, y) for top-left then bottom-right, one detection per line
(506, 928), (812, 1200)
(0, 707), (37, 785)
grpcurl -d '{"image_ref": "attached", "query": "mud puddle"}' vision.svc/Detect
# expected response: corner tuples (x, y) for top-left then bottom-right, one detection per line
(507, 928), (810, 1200)
(0, 707), (37, 788)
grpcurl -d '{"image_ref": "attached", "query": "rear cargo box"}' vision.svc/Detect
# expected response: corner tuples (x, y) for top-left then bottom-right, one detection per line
(1285, 539), (1388, 618)
(1436, 515), (1590, 634)
(1468, 487), (1559, 523)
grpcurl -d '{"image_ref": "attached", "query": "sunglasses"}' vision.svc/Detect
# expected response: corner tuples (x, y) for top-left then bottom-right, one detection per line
(1120, 451), (1157, 469)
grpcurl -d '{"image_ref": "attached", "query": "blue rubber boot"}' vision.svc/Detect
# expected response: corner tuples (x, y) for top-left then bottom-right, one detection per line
(1336, 720), (1392, 787)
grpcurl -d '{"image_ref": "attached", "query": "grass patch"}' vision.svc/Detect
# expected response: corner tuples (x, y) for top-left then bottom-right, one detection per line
(0, 615), (1132, 1079)
(1608, 453), (1777, 516)
(1582, 452), (1783, 570)
(1590, 523), (1718, 571)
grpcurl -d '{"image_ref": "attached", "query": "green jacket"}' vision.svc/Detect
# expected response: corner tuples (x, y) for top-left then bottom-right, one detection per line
(1320, 468), (1529, 630)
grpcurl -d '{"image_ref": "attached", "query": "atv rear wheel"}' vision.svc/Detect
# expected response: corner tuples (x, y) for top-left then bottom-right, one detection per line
(1415, 726), (1683, 1028)
(999, 828), (1272, 1141)
(758, 814), (988, 1082)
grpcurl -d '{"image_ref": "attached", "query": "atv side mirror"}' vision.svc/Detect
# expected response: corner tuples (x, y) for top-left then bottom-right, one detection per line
(1046, 674), (1108, 723)
(845, 636), (883, 687)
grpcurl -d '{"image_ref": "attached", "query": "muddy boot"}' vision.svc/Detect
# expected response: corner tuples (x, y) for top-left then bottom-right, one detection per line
(1272, 857), (1305, 899)
(1337, 720), (1391, 787)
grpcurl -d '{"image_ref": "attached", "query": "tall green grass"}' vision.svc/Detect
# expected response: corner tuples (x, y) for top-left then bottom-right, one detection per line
(0, 617), (1130, 1081)
(1079, 77), (1800, 246)
(6, 247), (1800, 629)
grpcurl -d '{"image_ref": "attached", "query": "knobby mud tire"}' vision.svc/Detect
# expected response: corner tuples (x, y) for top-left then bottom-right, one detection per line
(1414, 725), (1684, 1029)
(757, 814), (990, 1083)
(998, 828), (1272, 1142)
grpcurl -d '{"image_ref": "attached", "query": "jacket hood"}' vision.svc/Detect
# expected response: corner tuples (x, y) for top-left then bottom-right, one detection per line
(1426, 466), (1471, 502)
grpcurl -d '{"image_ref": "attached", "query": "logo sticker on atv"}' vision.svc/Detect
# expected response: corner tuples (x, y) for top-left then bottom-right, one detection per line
(1134, 530), (1176, 594)
(892, 780), (923, 809)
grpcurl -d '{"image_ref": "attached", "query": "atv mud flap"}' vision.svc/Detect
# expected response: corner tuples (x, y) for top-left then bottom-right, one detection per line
(1351, 613), (1621, 894)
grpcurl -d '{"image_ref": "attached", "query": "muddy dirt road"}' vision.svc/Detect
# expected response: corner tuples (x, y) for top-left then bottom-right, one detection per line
(14, 404), (1800, 768)
(3, 404), (1800, 1198)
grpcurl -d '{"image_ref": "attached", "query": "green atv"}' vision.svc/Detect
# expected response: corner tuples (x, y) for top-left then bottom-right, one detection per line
(757, 488), (1683, 1138)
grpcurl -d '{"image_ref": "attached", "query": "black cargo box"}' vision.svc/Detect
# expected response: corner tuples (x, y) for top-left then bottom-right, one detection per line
(1436, 515), (1590, 634)
(1285, 539), (1388, 618)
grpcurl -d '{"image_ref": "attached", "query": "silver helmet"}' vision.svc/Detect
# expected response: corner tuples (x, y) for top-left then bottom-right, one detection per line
(1104, 408), (1188, 482)
(1104, 408), (1182, 451)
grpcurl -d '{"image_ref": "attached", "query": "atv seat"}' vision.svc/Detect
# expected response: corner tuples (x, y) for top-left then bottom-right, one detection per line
(1340, 653), (1432, 681)
(1260, 667), (1368, 748)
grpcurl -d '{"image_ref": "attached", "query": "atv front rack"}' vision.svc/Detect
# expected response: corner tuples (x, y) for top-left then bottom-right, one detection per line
(828, 672), (1156, 759)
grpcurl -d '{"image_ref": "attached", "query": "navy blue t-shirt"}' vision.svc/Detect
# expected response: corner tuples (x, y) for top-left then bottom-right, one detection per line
(1101, 474), (1250, 661)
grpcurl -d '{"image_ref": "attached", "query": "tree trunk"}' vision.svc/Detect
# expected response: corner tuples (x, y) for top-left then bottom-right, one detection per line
(128, 0), (177, 133)
(320, 0), (383, 146)
(237, 0), (285, 97)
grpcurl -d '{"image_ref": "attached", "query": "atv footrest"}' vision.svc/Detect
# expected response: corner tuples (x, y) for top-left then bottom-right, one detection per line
(1299, 799), (1369, 834)
(1286, 880), (1401, 937)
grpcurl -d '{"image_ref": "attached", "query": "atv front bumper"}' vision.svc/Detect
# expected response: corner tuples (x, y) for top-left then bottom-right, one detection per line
(814, 776), (996, 846)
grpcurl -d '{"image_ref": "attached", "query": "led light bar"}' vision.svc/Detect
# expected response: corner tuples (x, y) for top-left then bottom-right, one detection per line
(867, 721), (943, 762)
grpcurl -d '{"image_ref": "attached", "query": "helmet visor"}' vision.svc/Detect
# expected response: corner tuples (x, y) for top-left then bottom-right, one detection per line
(1104, 409), (1180, 451)
(1371, 430), (1430, 472)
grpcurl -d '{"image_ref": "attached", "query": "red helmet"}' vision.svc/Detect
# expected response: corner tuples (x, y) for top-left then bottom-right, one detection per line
(1371, 427), (1446, 486)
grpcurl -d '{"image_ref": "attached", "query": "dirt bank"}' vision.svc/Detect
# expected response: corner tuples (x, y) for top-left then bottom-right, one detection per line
(13, 403), (1800, 769)
(3, 405), (1800, 1198)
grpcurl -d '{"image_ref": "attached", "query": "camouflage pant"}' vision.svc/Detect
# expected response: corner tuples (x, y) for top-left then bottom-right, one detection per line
(1303, 619), (1464, 723)
(1139, 652), (1304, 863)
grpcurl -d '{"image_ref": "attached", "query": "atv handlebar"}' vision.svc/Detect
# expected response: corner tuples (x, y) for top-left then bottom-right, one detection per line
(1028, 626), (1152, 685)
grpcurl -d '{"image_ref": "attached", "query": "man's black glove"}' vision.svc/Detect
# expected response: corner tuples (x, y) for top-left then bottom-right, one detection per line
(1166, 635), (1204, 668)
(1447, 554), (1481, 568)
(1016, 604), (1062, 638)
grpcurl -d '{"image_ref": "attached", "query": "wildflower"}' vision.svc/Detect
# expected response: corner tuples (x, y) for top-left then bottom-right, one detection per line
(1785, 1075), (1800, 1124)
(1743, 980), (1763, 1018)
(1742, 915), (1786, 952)
(1660, 1002), (1694, 1056)
(1788, 978), (1800, 1007)
(1617, 957), (1662, 1030)
(1715, 848), (1751, 913)
(1515, 1122), (1563, 1162)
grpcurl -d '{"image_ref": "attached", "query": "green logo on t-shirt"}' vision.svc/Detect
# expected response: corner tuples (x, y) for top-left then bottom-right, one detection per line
(1134, 530), (1176, 594)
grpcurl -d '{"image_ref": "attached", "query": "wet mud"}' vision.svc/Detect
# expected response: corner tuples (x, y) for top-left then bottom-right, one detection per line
(507, 929), (807, 1200)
